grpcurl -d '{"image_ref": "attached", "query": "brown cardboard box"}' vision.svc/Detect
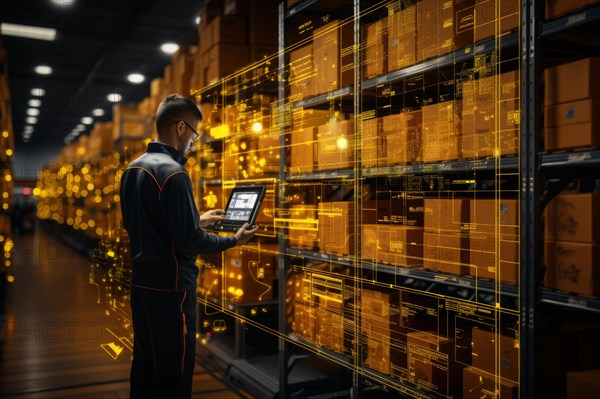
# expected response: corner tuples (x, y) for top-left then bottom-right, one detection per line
(318, 201), (354, 255)
(407, 332), (462, 397)
(363, 19), (388, 78)
(313, 20), (354, 94)
(463, 367), (518, 399)
(417, 0), (458, 61)
(545, 98), (600, 127)
(315, 308), (345, 354)
(422, 101), (461, 162)
(469, 199), (519, 238)
(544, 58), (600, 105)
(567, 370), (600, 399)
(423, 232), (469, 275)
(311, 272), (344, 313)
(471, 327), (519, 383)
(362, 288), (401, 327)
(292, 302), (317, 342)
(112, 103), (145, 140)
(384, 110), (422, 164)
(424, 198), (469, 233)
(223, 244), (276, 303)
(316, 120), (354, 171)
(88, 122), (114, 157)
(362, 198), (424, 227)
(388, 4), (416, 71)
(454, 0), (475, 49)
(462, 71), (520, 158)
(474, 0), (520, 43)
(361, 117), (383, 168)
(205, 43), (250, 84)
(289, 44), (316, 99)
(544, 122), (600, 150)
(362, 225), (423, 267)
(290, 126), (316, 174)
(288, 205), (318, 249)
(469, 236), (519, 284)
(545, 241), (600, 296)
(546, 0), (600, 19)
(544, 193), (600, 243)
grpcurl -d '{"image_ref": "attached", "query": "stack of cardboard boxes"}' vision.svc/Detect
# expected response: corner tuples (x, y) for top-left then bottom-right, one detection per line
(545, 193), (600, 296)
(318, 201), (354, 255)
(546, 0), (600, 19)
(544, 58), (600, 151)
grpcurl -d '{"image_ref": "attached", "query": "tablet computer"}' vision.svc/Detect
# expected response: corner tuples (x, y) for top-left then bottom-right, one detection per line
(207, 184), (266, 232)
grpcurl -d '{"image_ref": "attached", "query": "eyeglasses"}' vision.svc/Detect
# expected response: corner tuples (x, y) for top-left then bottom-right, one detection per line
(177, 120), (200, 142)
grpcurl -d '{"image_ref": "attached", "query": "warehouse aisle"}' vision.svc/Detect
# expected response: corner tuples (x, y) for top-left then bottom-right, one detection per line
(0, 227), (247, 399)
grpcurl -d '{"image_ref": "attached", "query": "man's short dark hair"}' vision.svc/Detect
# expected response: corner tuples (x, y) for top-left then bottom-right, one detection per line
(155, 94), (202, 136)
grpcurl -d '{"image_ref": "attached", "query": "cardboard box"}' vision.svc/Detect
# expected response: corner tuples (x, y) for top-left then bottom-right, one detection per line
(361, 117), (383, 168)
(545, 241), (600, 296)
(469, 199), (519, 238)
(362, 198), (424, 227)
(545, 98), (600, 127)
(474, 0), (520, 43)
(204, 43), (250, 84)
(311, 272), (345, 313)
(313, 20), (354, 94)
(223, 244), (276, 302)
(318, 201), (354, 255)
(362, 225), (424, 267)
(292, 302), (316, 342)
(463, 367), (518, 399)
(290, 126), (316, 174)
(544, 58), (600, 105)
(423, 232), (469, 275)
(417, 0), (457, 61)
(567, 370), (600, 399)
(469, 236), (519, 284)
(462, 71), (520, 158)
(289, 44), (316, 99)
(315, 308), (345, 354)
(88, 122), (114, 157)
(471, 327), (519, 383)
(288, 205), (318, 249)
(363, 18), (388, 78)
(316, 120), (354, 171)
(544, 193), (600, 243)
(544, 99), (600, 150)
(424, 198), (469, 233)
(407, 332), (462, 397)
(388, 4), (416, 71)
(384, 110), (422, 164)
(544, 122), (600, 150)
(546, 0), (600, 19)
(454, 0), (476, 49)
(422, 101), (461, 162)
(112, 103), (145, 140)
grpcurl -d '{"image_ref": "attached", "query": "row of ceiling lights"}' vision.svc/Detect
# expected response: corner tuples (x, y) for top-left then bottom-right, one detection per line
(1, 0), (196, 144)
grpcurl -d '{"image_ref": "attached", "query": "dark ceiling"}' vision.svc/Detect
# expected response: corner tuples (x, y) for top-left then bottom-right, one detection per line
(1, 0), (203, 179)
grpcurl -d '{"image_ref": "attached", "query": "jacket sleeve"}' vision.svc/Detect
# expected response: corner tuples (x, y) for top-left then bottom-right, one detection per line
(159, 171), (237, 254)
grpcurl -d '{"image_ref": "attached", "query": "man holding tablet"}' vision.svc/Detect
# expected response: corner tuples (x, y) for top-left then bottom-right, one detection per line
(120, 94), (258, 399)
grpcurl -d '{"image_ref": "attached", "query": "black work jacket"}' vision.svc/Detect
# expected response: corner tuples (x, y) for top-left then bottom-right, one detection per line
(120, 142), (236, 291)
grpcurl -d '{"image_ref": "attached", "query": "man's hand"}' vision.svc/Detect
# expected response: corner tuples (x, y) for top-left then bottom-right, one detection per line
(199, 209), (225, 227)
(234, 223), (259, 245)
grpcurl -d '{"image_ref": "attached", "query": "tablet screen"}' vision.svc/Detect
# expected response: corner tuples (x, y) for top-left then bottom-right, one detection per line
(224, 191), (259, 222)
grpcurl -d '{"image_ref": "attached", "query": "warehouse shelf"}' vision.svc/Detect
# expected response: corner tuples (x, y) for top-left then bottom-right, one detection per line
(540, 288), (600, 314)
(291, 87), (352, 109)
(286, 168), (355, 181)
(541, 3), (600, 37)
(361, 260), (518, 299)
(362, 32), (519, 90)
(360, 367), (444, 399)
(199, 294), (279, 312)
(363, 156), (519, 178)
(286, 246), (354, 267)
(540, 149), (600, 172)
(285, 0), (319, 17)
(288, 333), (352, 366)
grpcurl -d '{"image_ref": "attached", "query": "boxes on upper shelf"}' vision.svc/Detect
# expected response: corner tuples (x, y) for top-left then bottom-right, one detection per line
(544, 240), (600, 296)
(312, 20), (354, 95)
(316, 119), (354, 171)
(289, 44), (316, 99)
(318, 201), (354, 255)
(422, 100), (461, 162)
(544, 193), (600, 243)
(112, 104), (145, 141)
(473, 0), (520, 43)
(546, 0), (600, 19)
(384, 110), (422, 164)
(388, 4), (416, 72)
(544, 58), (600, 106)
(544, 99), (600, 151)
(363, 18), (388, 79)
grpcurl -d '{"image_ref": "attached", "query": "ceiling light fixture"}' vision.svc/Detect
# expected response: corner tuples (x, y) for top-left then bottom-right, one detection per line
(81, 117), (93, 125)
(1, 22), (57, 41)
(31, 88), (45, 96)
(77, 124), (85, 131)
(127, 73), (145, 84)
(195, 16), (200, 25)
(160, 42), (179, 54)
(34, 65), (53, 75)
(28, 99), (42, 107)
(92, 108), (105, 116)
(26, 108), (40, 116)
(26, 117), (38, 124)
(24, 126), (34, 133)
(107, 93), (122, 103)
(50, 0), (76, 7)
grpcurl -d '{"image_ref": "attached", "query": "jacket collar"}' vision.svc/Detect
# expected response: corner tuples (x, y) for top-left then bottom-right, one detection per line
(147, 141), (188, 165)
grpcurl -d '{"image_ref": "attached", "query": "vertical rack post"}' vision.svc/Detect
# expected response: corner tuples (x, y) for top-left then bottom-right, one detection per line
(519, 0), (542, 397)
(277, 1), (290, 398)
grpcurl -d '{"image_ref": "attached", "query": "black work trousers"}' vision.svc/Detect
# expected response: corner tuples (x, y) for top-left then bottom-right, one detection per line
(129, 285), (197, 399)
